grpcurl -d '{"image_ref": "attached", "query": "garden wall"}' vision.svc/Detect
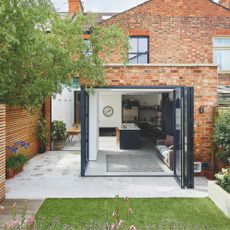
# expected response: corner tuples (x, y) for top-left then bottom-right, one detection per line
(5, 106), (40, 159)
(0, 104), (6, 202)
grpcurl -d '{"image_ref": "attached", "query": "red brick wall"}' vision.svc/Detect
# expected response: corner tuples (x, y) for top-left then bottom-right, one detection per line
(0, 104), (6, 202)
(5, 106), (40, 159)
(220, 0), (230, 8)
(101, 0), (230, 64)
(104, 65), (217, 163)
(218, 73), (230, 85)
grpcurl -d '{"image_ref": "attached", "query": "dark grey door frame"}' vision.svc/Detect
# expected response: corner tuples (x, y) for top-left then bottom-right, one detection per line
(80, 87), (89, 176)
(173, 87), (194, 188)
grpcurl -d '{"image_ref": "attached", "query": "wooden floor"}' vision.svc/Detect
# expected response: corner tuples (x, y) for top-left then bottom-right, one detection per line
(0, 199), (43, 228)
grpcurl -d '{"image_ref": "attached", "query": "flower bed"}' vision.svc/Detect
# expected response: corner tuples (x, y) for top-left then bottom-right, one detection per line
(208, 169), (230, 218)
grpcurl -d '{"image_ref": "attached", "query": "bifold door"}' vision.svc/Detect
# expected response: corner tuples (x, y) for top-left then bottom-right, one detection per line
(80, 87), (89, 176)
(173, 87), (194, 188)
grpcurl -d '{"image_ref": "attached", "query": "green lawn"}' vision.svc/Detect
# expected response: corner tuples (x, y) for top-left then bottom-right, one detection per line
(36, 198), (230, 230)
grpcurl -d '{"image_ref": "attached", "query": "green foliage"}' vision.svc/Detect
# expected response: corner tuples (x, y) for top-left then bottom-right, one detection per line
(0, 0), (128, 110)
(37, 198), (230, 229)
(213, 109), (230, 165)
(215, 168), (230, 193)
(6, 153), (28, 171)
(15, 153), (28, 168)
(51, 120), (66, 141)
(6, 156), (15, 170)
(37, 116), (48, 147)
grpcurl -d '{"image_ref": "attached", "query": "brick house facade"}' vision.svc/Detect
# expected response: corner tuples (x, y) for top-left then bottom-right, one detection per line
(59, 0), (230, 167)
(96, 0), (230, 166)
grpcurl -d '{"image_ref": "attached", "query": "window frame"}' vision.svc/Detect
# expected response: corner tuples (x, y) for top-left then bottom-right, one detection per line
(213, 36), (230, 73)
(128, 36), (150, 64)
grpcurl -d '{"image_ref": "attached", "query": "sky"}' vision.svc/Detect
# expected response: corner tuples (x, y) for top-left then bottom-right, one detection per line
(51, 0), (220, 12)
(51, 0), (149, 12)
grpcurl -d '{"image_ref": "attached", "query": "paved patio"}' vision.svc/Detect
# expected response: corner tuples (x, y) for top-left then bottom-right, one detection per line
(6, 151), (208, 199)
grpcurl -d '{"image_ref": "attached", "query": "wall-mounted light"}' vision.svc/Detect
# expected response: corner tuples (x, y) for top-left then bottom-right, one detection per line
(199, 106), (204, 114)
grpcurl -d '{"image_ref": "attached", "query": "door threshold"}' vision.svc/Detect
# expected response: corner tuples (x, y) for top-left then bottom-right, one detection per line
(83, 174), (174, 177)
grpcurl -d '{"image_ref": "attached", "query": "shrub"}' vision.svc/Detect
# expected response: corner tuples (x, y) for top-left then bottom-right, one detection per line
(215, 168), (230, 193)
(51, 120), (66, 141)
(37, 116), (48, 148)
(213, 110), (230, 165)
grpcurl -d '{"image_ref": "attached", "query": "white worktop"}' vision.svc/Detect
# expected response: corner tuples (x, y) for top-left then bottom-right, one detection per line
(119, 123), (140, 131)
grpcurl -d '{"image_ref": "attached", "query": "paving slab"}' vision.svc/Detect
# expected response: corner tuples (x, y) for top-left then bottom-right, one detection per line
(0, 199), (43, 229)
(6, 151), (208, 199)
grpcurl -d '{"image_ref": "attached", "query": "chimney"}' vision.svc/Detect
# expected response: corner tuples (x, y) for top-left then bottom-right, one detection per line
(219, 0), (230, 8)
(68, 0), (83, 15)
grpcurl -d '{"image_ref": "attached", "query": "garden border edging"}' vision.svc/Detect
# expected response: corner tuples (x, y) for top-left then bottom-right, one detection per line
(208, 181), (230, 218)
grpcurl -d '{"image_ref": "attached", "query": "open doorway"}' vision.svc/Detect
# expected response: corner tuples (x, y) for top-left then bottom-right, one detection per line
(88, 91), (174, 176)
(51, 85), (81, 151)
(81, 87), (194, 188)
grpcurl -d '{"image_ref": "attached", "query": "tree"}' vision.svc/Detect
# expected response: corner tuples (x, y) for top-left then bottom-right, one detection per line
(0, 0), (128, 110)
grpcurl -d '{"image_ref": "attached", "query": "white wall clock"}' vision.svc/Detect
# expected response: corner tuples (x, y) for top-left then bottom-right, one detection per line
(103, 106), (114, 117)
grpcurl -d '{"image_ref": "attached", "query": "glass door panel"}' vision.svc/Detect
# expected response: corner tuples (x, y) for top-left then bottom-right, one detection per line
(173, 87), (185, 188)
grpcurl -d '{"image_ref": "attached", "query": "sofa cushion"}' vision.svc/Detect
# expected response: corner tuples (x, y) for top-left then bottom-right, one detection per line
(164, 135), (174, 147)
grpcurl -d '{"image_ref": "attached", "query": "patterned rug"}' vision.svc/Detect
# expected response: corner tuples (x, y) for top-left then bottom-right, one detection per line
(106, 153), (164, 172)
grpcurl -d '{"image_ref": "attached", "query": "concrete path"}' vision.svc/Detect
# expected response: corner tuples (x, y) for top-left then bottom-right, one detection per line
(0, 199), (43, 228)
(6, 151), (208, 199)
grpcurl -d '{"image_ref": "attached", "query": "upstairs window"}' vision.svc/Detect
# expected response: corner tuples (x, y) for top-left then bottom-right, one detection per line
(128, 36), (149, 64)
(213, 37), (230, 71)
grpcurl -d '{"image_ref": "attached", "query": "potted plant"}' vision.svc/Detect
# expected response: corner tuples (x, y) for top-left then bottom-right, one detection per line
(14, 153), (28, 174)
(6, 156), (15, 179)
(6, 141), (30, 176)
(51, 120), (66, 150)
(37, 116), (48, 153)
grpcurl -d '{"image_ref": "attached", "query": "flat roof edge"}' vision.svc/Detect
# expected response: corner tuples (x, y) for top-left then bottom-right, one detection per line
(104, 63), (218, 67)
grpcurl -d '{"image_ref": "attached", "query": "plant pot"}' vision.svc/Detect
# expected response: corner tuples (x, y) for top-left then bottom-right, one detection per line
(39, 144), (46, 154)
(203, 169), (215, 180)
(54, 140), (64, 150)
(6, 168), (15, 179)
(15, 165), (23, 174)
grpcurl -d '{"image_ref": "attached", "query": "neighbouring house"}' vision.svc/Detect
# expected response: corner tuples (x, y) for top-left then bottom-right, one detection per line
(0, 0), (230, 201)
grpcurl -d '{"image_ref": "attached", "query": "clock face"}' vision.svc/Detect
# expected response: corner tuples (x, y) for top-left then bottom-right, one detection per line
(103, 106), (114, 117)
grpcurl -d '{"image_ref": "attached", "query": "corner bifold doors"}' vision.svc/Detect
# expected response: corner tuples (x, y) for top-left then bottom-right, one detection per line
(81, 87), (194, 189)
(174, 87), (194, 188)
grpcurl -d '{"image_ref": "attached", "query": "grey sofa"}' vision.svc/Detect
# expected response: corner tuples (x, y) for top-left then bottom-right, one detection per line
(155, 135), (174, 170)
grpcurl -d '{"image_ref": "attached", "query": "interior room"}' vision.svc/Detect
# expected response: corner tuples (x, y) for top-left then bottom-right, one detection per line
(52, 85), (81, 151)
(86, 89), (175, 176)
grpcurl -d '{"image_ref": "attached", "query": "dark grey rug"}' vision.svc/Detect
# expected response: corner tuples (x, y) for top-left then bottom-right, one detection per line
(106, 153), (164, 172)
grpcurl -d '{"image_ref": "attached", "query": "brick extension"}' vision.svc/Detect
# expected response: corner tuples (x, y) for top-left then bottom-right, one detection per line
(104, 65), (217, 163)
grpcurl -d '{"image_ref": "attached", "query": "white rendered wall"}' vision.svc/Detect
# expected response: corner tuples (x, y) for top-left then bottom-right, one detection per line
(89, 92), (99, 160)
(99, 93), (122, 128)
(52, 86), (75, 129)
